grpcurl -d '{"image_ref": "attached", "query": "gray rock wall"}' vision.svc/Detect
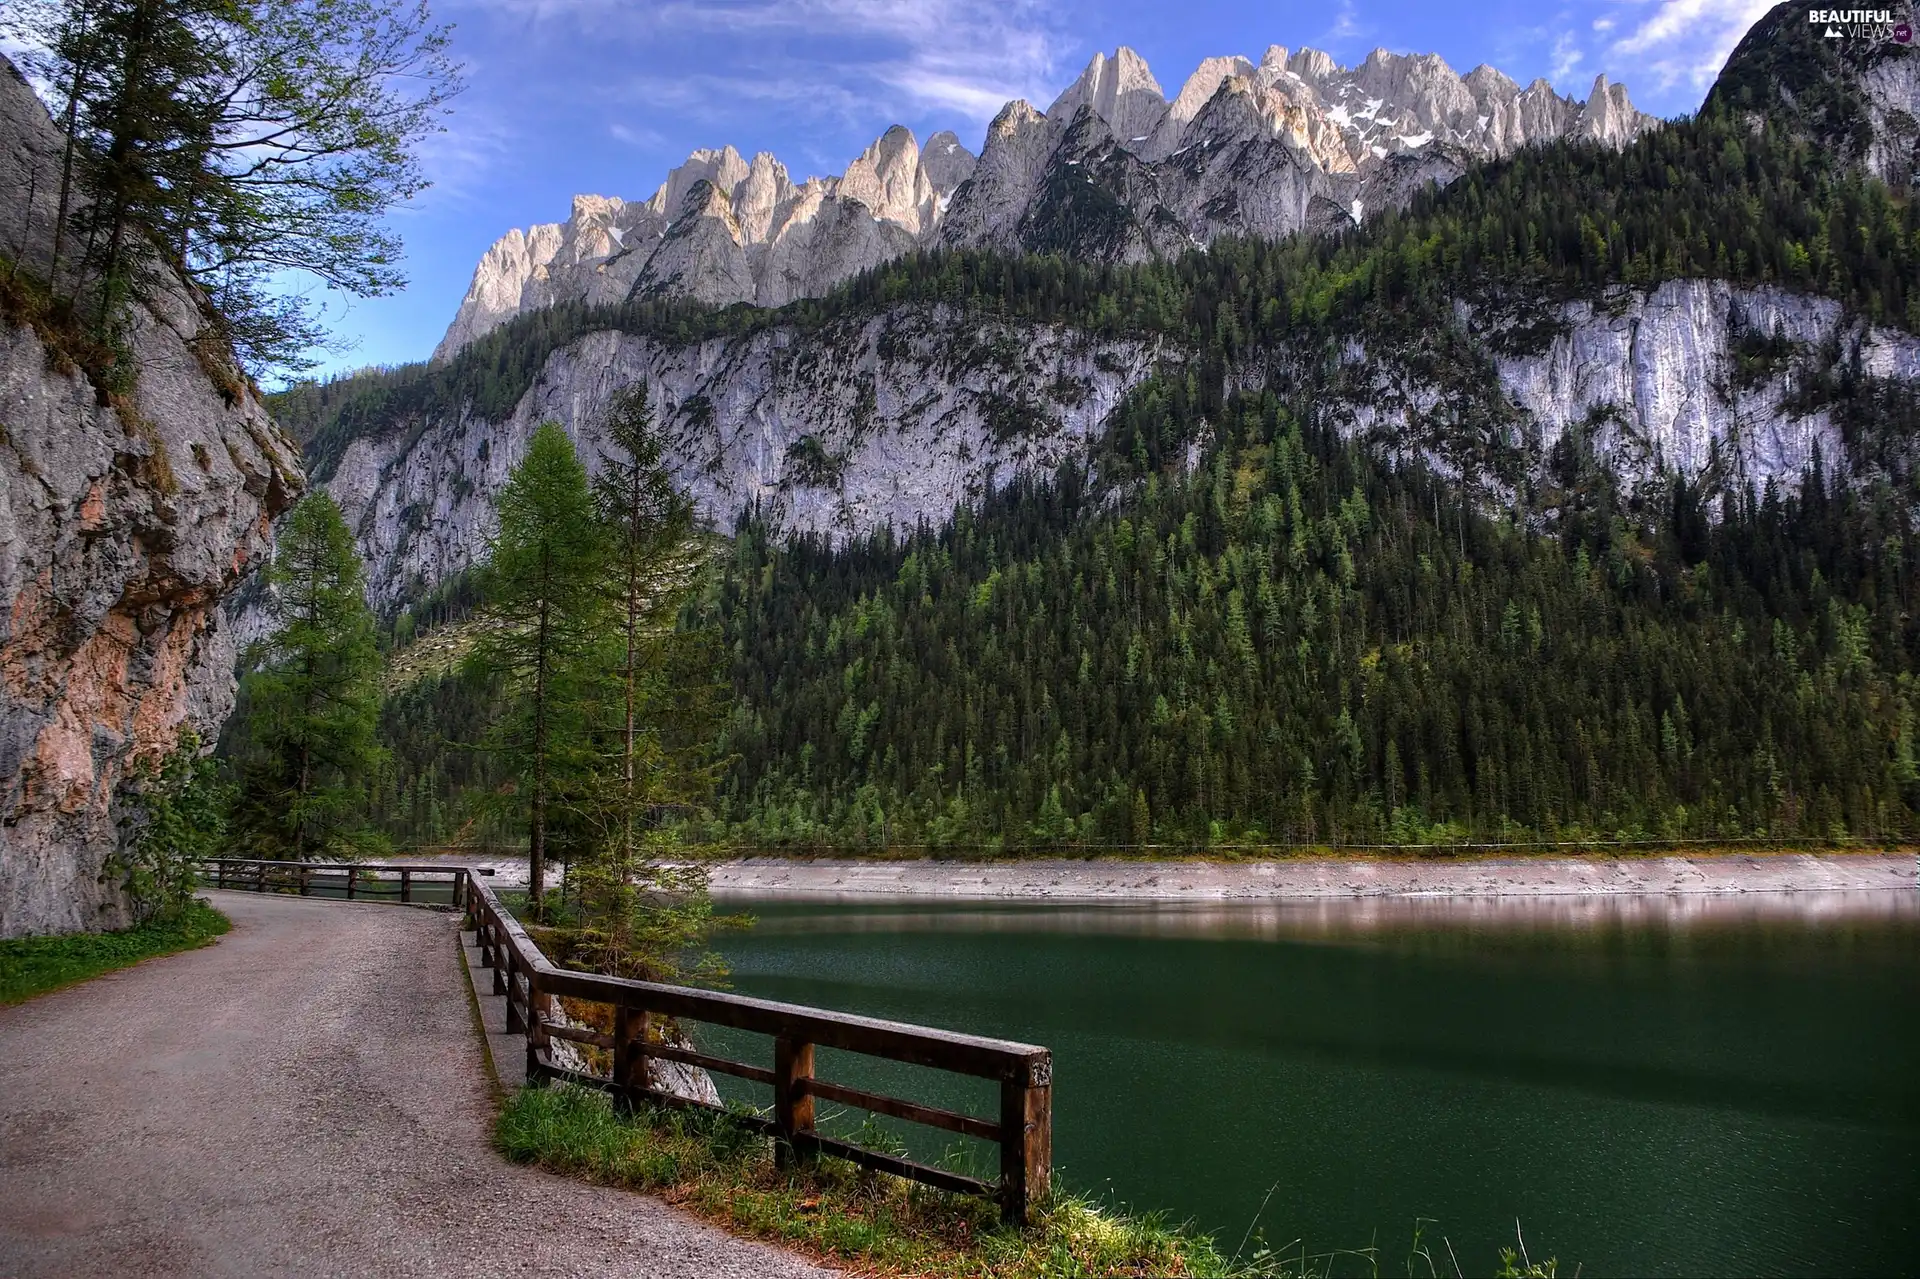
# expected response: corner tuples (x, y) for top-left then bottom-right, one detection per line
(1330, 280), (1920, 491)
(325, 305), (1172, 611)
(0, 61), (302, 936)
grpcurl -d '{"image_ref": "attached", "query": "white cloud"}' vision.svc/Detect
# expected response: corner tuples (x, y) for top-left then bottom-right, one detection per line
(407, 103), (518, 210)
(1608, 0), (1777, 92)
(1591, 16), (1615, 32)
(1321, 0), (1369, 46)
(1551, 32), (1584, 80)
(456, 0), (1064, 133)
(608, 122), (666, 150)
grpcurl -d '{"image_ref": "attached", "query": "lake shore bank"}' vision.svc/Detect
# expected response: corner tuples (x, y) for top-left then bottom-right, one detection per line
(705, 851), (1916, 901)
(380, 849), (1915, 901)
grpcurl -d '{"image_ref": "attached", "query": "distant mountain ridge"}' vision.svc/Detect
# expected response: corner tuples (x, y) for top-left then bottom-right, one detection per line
(433, 43), (1656, 361)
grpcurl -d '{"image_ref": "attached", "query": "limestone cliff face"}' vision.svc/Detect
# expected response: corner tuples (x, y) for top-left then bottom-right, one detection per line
(433, 43), (1654, 361)
(331, 306), (1169, 610)
(0, 62), (302, 937)
(1327, 280), (1920, 494)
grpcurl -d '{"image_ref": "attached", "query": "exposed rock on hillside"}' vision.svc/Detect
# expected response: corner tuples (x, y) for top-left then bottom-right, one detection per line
(1328, 280), (1920, 492)
(0, 60), (302, 937)
(434, 44), (1656, 360)
(336, 307), (1171, 609)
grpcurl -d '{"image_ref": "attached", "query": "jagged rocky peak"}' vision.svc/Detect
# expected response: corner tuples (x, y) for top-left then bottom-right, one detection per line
(435, 34), (1661, 361)
(434, 122), (981, 361)
(1141, 55), (1256, 157)
(839, 125), (937, 234)
(921, 129), (979, 193)
(648, 145), (754, 218)
(942, 39), (1657, 262)
(1049, 46), (1169, 143)
(732, 151), (794, 244)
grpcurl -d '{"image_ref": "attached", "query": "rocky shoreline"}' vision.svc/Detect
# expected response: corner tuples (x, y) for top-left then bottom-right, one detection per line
(410, 850), (1916, 901)
(706, 851), (1916, 902)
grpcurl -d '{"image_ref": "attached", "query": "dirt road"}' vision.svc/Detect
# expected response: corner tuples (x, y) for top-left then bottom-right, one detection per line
(0, 890), (831, 1277)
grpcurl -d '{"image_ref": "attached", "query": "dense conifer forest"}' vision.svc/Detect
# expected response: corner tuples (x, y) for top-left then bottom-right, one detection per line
(709, 394), (1920, 847)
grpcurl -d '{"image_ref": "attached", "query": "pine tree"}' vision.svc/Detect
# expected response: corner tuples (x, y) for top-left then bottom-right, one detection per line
(230, 492), (382, 858)
(471, 422), (607, 919)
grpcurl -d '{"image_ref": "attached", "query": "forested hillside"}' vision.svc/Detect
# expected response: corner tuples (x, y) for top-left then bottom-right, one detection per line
(712, 392), (1918, 846)
(279, 26), (1920, 851)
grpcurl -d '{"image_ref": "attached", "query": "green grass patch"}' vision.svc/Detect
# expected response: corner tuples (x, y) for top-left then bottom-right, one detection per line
(0, 900), (231, 1005)
(496, 1083), (1563, 1277)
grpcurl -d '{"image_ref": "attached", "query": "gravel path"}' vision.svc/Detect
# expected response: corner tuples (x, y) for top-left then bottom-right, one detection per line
(0, 891), (833, 1278)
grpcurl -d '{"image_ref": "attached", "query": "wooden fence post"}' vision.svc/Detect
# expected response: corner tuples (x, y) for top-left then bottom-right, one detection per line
(612, 1006), (633, 1104)
(611, 1007), (652, 1106)
(345, 867), (357, 900)
(504, 953), (522, 1029)
(999, 1053), (1053, 1228)
(524, 971), (547, 1084)
(773, 1036), (816, 1168)
(401, 869), (412, 903)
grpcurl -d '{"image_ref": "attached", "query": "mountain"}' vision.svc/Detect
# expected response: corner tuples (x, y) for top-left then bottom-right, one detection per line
(433, 44), (1655, 361)
(431, 127), (979, 360)
(266, 6), (1920, 849)
(1707, 1), (1920, 189)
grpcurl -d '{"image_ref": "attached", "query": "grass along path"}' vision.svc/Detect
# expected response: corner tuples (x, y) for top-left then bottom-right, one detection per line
(495, 1084), (1562, 1278)
(0, 900), (230, 1005)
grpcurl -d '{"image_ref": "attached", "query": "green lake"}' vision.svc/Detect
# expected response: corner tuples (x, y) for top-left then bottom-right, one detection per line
(704, 889), (1920, 1277)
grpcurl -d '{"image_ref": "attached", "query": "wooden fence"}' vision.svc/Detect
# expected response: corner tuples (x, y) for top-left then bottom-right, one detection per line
(197, 857), (1054, 1225)
(462, 871), (1053, 1226)
(198, 857), (475, 905)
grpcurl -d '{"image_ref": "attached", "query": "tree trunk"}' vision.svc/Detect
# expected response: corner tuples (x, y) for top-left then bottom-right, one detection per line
(623, 541), (639, 866)
(527, 563), (551, 919)
(50, 7), (96, 289)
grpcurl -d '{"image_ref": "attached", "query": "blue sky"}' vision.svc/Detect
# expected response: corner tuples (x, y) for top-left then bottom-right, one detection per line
(306, 0), (1779, 378)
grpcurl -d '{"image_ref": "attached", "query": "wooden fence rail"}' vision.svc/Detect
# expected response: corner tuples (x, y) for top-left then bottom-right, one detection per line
(196, 858), (476, 905)
(460, 872), (1053, 1226)
(195, 857), (1054, 1225)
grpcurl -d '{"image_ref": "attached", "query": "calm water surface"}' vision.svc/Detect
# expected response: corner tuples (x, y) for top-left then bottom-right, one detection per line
(703, 889), (1919, 1277)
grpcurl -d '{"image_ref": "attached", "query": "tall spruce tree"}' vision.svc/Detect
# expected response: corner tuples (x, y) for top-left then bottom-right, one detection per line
(562, 386), (733, 981)
(471, 422), (607, 918)
(231, 491), (382, 858)
(591, 384), (698, 852)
